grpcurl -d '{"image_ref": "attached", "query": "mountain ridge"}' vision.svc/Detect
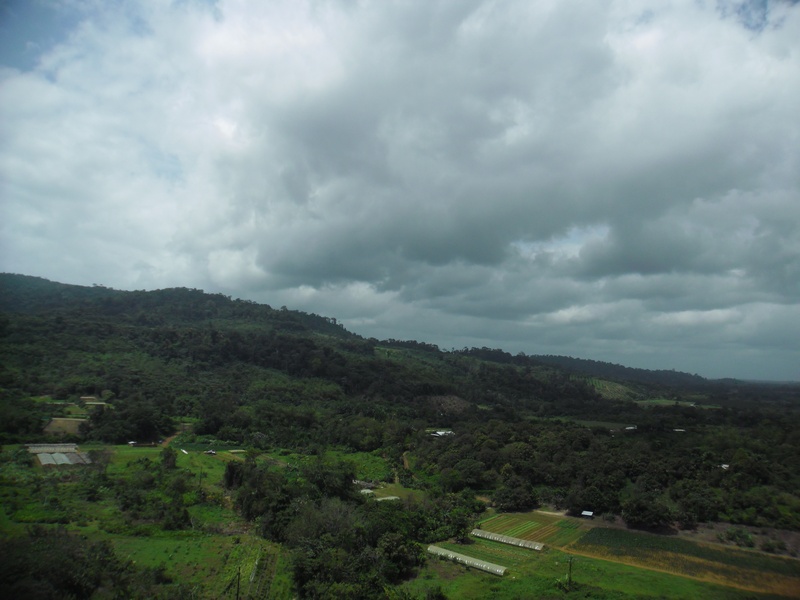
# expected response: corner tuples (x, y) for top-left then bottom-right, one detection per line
(0, 272), (707, 388)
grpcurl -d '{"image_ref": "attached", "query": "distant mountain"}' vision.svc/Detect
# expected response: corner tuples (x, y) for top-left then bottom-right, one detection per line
(1, 273), (708, 391)
(0, 273), (118, 312)
(0, 273), (354, 339)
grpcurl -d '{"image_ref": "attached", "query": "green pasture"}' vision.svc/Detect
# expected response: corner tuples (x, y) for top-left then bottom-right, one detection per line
(373, 482), (425, 501)
(405, 544), (772, 600)
(258, 447), (393, 482)
(438, 538), (535, 567)
(63, 404), (89, 416)
(324, 449), (393, 481)
(29, 395), (54, 403)
(589, 379), (641, 401)
(573, 527), (800, 597)
(107, 444), (162, 467)
(576, 528), (800, 576)
(110, 531), (286, 597)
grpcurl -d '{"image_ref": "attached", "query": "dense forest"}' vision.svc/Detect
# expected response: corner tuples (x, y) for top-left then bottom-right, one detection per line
(2, 273), (799, 598)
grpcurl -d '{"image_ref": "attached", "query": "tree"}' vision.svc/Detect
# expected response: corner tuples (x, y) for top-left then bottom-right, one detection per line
(160, 446), (177, 469)
(621, 492), (674, 530)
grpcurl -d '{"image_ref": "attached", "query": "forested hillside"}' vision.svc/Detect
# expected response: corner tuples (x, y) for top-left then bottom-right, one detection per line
(2, 273), (799, 598)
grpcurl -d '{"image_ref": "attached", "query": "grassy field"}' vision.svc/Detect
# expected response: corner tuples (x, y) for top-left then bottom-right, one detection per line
(437, 538), (535, 567)
(0, 443), (295, 598)
(428, 512), (800, 598)
(574, 527), (800, 598)
(406, 543), (779, 599)
(258, 447), (393, 482)
(589, 379), (641, 401)
(373, 482), (426, 501)
(110, 531), (287, 598)
(324, 448), (393, 481)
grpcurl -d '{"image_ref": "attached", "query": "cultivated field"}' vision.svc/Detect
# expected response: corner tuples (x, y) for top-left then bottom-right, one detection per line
(573, 527), (800, 598)
(425, 511), (800, 599)
(42, 417), (87, 435)
(478, 511), (588, 547)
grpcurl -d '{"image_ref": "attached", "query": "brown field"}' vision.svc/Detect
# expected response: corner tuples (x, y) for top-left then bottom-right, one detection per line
(43, 418), (86, 436)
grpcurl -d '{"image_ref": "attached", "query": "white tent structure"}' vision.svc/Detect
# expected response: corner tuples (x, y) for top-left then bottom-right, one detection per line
(427, 545), (507, 576)
(471, 529), (544, 550)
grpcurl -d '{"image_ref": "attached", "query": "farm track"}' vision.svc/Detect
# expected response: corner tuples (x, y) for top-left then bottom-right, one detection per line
(161, 432), (179, 447)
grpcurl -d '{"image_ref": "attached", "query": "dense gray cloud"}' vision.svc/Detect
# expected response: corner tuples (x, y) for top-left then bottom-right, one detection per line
(1, 0), (798, 380)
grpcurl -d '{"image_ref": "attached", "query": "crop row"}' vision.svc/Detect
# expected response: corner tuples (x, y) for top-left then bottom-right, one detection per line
(480, 513), (587, 547)
(501, 521), (541, 538)
(537, 525), (585, 547)
(480, 512), (558, 533)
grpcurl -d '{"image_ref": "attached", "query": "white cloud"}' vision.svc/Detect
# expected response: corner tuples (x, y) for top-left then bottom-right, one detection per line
(1, 0), (798, 380)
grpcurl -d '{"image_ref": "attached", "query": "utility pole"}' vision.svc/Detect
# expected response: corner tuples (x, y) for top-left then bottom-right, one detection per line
(236, 566), (240, 600)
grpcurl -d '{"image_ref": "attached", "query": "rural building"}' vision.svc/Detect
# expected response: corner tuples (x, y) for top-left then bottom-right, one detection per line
(581, 510), (594, 519)
(26, 443), (91, 467)
(430, 430), (454, 437)
(353, 479), (378, 489)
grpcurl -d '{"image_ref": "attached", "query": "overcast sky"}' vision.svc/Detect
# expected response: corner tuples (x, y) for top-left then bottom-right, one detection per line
(1, 1), (799, 381)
